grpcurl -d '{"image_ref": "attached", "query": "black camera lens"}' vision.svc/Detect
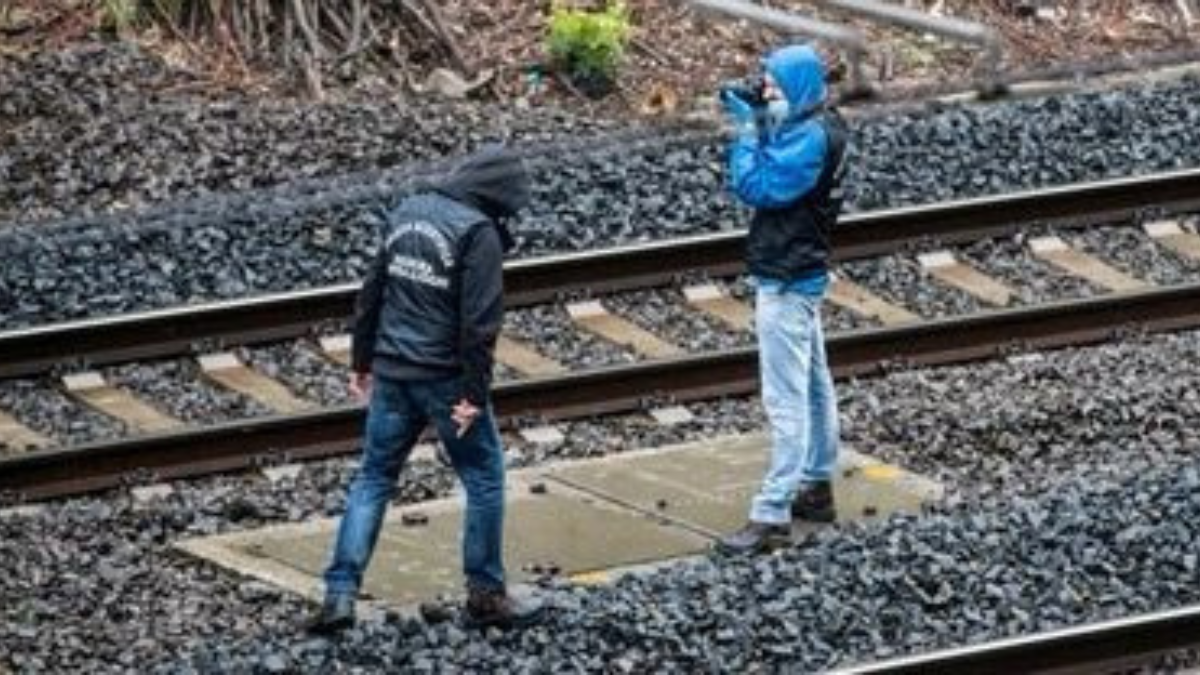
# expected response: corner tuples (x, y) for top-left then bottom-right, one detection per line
(719, 76), (768, 108)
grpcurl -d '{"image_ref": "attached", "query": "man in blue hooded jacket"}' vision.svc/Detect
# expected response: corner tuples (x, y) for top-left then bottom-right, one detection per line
(716, 45), (849, 554)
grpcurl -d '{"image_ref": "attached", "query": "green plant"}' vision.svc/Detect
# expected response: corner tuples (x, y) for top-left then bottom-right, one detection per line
(99, 0), (142, 33)
(545, 1), (630, 90)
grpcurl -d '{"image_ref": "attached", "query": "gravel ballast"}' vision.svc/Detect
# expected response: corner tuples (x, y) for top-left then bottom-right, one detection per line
(2, 226), (1196, 452)
(0, 44), (632, 223)
(3, 328), (1199, 673)
(5, 42), (1200, 675)
(5, 448), (1198, 673)
(4, 62), (1200, 329)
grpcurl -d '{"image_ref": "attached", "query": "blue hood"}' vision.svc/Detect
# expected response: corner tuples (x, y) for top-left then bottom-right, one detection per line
(763, 45), (826, 114)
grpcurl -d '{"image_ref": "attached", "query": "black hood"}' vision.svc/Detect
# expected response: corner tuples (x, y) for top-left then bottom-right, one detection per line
(436, 146), (531, 251)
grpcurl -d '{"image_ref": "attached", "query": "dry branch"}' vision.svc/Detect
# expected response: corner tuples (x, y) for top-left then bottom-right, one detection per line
(291, 0), (324, 58)
(416, 0), (470, 73)
(122, 0), (498, 98)
(348, 0), (364, 54)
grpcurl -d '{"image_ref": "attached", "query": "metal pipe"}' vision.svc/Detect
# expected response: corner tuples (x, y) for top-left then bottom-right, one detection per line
(684, 0), (870, 91)
(817, 0), (1004, 91)
(686, 0), (868, 50)
(824, 0), (996, 46)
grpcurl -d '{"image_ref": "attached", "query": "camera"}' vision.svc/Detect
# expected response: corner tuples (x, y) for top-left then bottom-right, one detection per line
(719, 74), (768, 108)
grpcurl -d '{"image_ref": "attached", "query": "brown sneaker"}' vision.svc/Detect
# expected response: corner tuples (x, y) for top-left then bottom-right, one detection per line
(791, 481), (836, 523)
(716, 521), (791, 554)
(464, 587), (544, 630)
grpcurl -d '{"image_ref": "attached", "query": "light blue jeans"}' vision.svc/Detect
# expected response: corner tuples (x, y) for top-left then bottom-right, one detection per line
(750, 286), (840, 524)
(323, 375), (507, 597)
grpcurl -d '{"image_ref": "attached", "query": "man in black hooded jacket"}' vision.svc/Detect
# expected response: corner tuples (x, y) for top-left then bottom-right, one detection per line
(307, 146), (543, 633)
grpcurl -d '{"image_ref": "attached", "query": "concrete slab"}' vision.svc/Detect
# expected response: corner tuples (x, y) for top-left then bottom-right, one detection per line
(519, 425), (565, 446)
(496, 335), (566, 377)
(1029, 236), (1150, 292)
(546, 437), (938, 537)
(0, 410), (50, 455)
(199, 352), (314, 413)
(649, 405), (695, 427)
(62, 371), (182, 433)
(262, 464), (304, 483)
(566, 300), (683, 358)
(1145, 219), (1200, 262)
(919, 250), (1014, 307)
(318, 335), (351, 366)
(179, 434), (940, 609)
(546, 441), (762, 537)
(191, 485), (706, 606)
(828, 275), (920, 325)
(684, 283), (754, 332)
(130, 484), (174, 503)
(0, 505), (45, 520)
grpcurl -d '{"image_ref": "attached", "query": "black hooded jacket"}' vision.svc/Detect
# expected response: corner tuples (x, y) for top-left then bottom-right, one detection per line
(351, 147), (530, 405)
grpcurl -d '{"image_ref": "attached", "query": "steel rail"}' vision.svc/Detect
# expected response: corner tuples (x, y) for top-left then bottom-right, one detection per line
(829, 603), (1200, 674)
(3, 168), (1199, 380)
(3, 281), (1199, 502)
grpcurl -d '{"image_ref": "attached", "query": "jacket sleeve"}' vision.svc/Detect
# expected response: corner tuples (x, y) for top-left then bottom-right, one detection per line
(350, 244), (388, 373)
(458, 224), (505, 406)
(729, 122), (828, 209)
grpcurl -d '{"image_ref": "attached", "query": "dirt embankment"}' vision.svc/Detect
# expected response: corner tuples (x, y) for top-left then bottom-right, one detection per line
(2, 0), (1196, 114)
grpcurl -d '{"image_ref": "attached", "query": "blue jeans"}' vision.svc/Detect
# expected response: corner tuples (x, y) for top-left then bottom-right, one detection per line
(323, 375), (506, 597)
(750, 287), (840, 524)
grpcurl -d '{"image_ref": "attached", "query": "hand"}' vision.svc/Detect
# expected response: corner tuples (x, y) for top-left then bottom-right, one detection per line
(451, 398), (480, 438)
(719, 87), (756, 125)
(348, 371), (372, 403)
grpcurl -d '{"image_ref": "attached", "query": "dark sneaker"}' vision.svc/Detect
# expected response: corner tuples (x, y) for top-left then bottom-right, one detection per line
(464, 587), (544, 629)
(716, 521), (791, 554)
(791, 481), (836, 523)
(305, 594), (356, 635)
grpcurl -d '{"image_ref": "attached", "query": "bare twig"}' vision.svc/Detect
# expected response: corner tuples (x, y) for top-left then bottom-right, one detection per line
(337, 20), (381, 64)
(398, 0), (446, 53)
(227, 2), (252, 63)
(291, 0), (325, 58)
(348, 0), (364, 55)
(147, 0), (200, 54)
(282, 1), (294, 67)
(415, 0), (471, 73)
(252, 0), (268, 51)
(307, 0), (323, 53)
(388, 27), (409, 70)
(1177, 0), (1197, 27)
(631, 35), (672, 66)
(301, 50), (324, 99)
(552, 70), (588, 101)
(319, 2), (352, 45)
(204, 0), (246, 75)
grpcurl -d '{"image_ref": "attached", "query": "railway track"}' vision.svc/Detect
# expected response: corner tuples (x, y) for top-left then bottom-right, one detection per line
(2, 169), (1200, 502)
(835, 603), (1200, 674)
(4, 167), (1200, 379)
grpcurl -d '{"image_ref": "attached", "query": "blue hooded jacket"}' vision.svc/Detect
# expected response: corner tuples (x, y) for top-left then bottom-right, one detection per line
(730, 44), (828, 209)
(727, 45), (847, 290)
